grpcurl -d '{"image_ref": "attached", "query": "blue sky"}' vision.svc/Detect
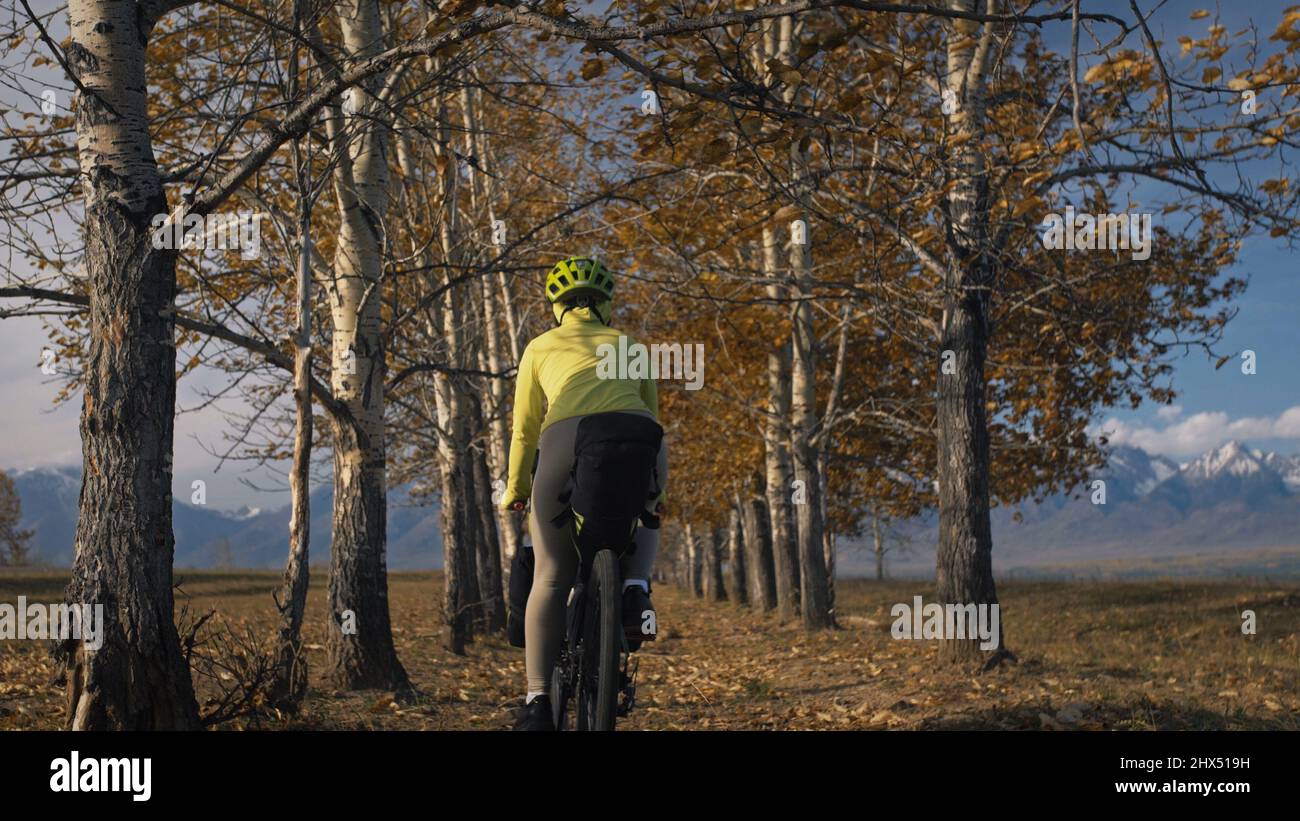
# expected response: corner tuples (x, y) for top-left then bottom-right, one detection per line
(1093, 234), (1300, 462)
(1076, 2), (1300, 462)
(0, 1), (1298, 510)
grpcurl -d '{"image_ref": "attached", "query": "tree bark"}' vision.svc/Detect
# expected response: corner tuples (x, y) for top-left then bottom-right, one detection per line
(323, 0), (408, 690)
(271, 154), (315, 710)
(726, 505), (747, 606)
(761, 228), (800, 621)
(481, 267), (523, 571)
(873, 517), (885, 581)
(460, 82), (523, 577)
(935, 269), (1000, 661)
(428, 82), (481, 649)
(435, 404), (472, 653)
(467, 394), (505, 631)
(935, 0), (1003, 663)
(740, 488), (777, 611)
(823, 526), (837, 619)
(446, 360), (484, 635)
(703, 525), (727, 603)
(788, 219), (831, 629)
(59, 0), (199, 729)
(456, 436), (484, 630)
(667, 528), (684, 587)
(683, 523), (703, 597)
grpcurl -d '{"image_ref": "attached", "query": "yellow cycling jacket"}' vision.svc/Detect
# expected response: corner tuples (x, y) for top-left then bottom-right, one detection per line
(502, 305), (658, 508)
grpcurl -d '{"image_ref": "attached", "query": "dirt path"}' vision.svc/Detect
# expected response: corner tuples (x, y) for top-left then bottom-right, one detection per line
(2, 570), (1296, 730)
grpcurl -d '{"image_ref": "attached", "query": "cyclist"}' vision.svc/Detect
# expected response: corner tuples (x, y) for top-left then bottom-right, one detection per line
(500, 257), (668, 732)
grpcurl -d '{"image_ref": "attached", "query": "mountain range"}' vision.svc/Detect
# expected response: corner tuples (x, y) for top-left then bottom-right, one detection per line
(9, 439), (1300, 574)
(9, 466), (444, 570)
(857, 440), (1300, 576)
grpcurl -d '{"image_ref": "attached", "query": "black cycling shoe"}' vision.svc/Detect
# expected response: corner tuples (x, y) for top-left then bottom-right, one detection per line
(512, 695), (556, 731)
(622, 584), (656, 651)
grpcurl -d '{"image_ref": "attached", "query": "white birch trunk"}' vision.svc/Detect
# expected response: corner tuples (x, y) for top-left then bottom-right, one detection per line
(322, 0), (407, 689)
(60, 0), (200, 730)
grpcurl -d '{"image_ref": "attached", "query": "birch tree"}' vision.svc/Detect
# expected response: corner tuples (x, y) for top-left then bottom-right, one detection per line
(56, 0), (202, 730)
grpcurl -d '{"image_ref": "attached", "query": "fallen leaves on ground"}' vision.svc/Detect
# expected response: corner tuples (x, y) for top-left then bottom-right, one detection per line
(0, 571), (1296, 731)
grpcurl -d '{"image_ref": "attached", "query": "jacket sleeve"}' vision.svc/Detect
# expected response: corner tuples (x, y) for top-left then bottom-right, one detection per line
(503, 342), (544, 508)
(638, 365), (665, 505)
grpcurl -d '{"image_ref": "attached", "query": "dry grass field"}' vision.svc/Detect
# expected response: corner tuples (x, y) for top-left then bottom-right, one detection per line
(1, 569), (1296, 730)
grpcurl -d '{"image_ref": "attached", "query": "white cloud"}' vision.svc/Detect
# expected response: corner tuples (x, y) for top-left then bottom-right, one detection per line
(1275, 406), (1300, 438)
(1095, 406), (1300, 457)
(1154, 404), (1183, 421)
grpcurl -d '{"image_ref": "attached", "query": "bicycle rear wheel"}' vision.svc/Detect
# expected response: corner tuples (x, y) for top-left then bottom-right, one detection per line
(575, 549), (622, 731)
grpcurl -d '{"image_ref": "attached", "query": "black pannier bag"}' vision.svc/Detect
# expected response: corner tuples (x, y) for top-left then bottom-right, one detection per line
(506, 542), (535, 648)
(565, 412), (664, 558)
(508, 412), (663, 649)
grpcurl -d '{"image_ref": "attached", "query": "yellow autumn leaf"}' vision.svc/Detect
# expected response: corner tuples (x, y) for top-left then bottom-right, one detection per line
(1083, 62), (1109, 84)
(1053, 132), (1081, 154)
(1023, 171), (1051, 189)
(1190, 9), (1210, 20)
(1011, 142), (1037, 162)
(1012, 196), (1044, 218)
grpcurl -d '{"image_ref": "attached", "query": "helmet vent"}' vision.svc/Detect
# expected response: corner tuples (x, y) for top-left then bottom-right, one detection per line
(546, 257), (615, 304)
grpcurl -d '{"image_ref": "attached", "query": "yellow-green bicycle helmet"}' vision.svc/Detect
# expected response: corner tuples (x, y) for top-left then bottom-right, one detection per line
(545, 257), (615, 304)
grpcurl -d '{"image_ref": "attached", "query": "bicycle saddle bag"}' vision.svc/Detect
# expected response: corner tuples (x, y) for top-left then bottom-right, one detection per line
(557, 412), (663, 558)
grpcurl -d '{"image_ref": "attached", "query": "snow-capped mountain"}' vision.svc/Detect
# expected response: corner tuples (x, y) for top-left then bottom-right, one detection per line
(10, 439), (1300, 575)
(1099, 445), (1180, 499)
(1259, 450), (1300, 492)
(1181, 440), (1266, 482)
(1010, 440), (1297, 519)
(1152, 440), (1292, 510)
(848, 440), (1300, 577)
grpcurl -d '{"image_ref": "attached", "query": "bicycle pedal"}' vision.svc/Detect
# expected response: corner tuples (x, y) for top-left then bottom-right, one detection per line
(618, 683), (636, 717)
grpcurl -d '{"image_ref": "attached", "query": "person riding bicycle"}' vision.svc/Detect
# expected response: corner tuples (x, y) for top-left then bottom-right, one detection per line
(501, 256), (668, 732)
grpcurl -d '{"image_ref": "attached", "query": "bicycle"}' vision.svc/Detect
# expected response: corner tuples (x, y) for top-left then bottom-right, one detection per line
(509, 411), (663, 731)
(548, 525), (642, 731)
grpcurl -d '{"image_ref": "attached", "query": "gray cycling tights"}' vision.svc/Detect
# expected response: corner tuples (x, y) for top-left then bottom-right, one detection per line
(524, 411), (667, 695)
